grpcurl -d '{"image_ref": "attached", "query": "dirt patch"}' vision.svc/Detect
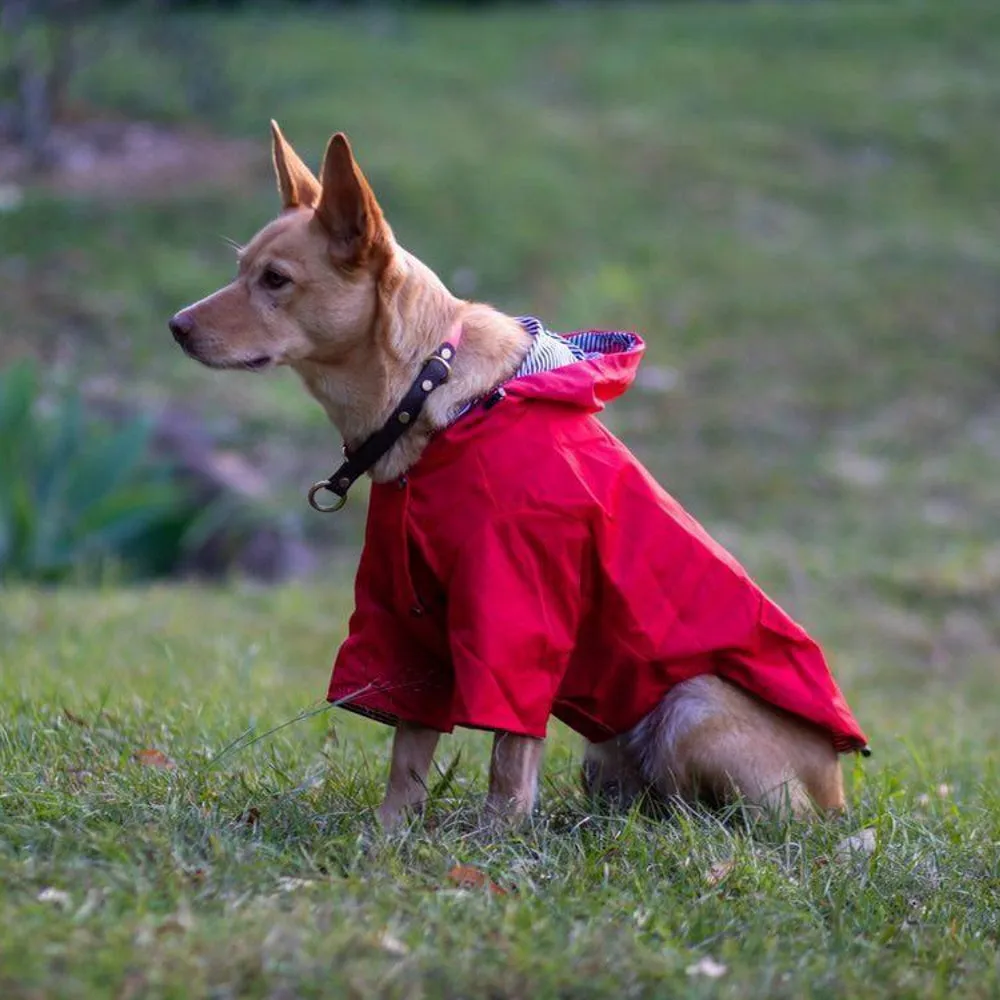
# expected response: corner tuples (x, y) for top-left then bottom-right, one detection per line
(0, 117), (264, 200)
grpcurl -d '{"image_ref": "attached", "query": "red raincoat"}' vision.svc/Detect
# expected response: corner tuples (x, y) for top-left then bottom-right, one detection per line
(327, 330), (867, 753)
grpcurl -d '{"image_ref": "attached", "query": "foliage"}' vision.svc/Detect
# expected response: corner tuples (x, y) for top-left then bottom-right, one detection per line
(0, 359), (194, 582)
(0, 360), (307, 583)
(0, 0), (95, 166)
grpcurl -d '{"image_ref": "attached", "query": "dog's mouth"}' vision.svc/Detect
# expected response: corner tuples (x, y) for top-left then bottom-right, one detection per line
(184, 349), (273, 372)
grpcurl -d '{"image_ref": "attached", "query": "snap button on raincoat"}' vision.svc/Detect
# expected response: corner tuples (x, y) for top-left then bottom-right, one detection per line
(327, 329), (867, 753)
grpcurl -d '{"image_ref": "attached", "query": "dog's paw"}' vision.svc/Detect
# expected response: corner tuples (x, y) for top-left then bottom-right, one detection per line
(376, 802), (402, 832)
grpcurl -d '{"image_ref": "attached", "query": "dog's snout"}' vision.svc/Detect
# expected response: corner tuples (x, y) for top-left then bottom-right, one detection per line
(169, 312), (194, 346)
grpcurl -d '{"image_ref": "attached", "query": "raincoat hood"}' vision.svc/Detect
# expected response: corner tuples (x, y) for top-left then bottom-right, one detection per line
(327, 320), (868, 755)
(502, 328), (646, 413)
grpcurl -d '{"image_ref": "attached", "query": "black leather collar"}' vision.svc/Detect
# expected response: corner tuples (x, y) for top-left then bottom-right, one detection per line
(307, 339), (458, 511)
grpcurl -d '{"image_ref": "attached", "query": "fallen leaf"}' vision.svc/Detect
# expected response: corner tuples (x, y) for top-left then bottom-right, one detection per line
(156, 919), (188, 937)
(446, 864), (508, 896)
(180, 866), (207, 885)
(134, 748), (176, 770)
(835, 827), (877, 859)
(37, 887), (71, 907)
(705, 859), (735, 886)
(240, 806), (261, 828)
(156, 901), (193, 936)
(63, 708), (88, 727)
(686, 956), (728, 978)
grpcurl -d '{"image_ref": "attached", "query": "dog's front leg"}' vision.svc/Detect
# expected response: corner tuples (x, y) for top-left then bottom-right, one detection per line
(487, 732), (545, 820)
(377, 721), (440, 831)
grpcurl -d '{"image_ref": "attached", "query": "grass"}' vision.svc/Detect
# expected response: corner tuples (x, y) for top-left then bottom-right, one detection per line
(2, 586), (1000, 999)
(1, 0), (999, 995)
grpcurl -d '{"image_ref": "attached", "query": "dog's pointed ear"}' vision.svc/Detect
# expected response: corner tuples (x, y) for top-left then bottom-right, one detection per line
(316, 132), (389, 262)
(271, 120), (321, 209)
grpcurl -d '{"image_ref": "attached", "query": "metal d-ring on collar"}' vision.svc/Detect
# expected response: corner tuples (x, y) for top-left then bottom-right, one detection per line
(307, 334), (460, 512)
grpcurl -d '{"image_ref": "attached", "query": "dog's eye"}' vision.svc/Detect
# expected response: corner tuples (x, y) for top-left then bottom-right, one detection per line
(260, 267), (291, 291)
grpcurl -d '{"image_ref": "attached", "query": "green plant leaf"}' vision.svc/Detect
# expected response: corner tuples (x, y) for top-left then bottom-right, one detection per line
(0, 361), (40, 508)
(33, 385), (85, 514)
(0, 360), (37, 434)
(73, 480), (189, 550)
(58, 415), (155, 520)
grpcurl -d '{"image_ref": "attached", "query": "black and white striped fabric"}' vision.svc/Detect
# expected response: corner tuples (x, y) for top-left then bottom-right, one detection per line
(447, 317), (640, 423)
(513, 316), (638, 378)
(513, 315), (595, 375)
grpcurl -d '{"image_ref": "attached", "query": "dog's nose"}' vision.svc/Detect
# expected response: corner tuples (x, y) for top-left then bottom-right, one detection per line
(169, 312), (194, 346)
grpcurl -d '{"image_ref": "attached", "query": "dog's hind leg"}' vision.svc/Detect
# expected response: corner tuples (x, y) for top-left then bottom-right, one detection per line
(377, 721), (440, 831)
(628, 675), (845, 819)
(487, 732), (545, 820)
(580, 735), (646, 809)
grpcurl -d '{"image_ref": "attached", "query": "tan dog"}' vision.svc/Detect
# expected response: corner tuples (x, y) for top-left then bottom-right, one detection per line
(170, 123), (856, 827)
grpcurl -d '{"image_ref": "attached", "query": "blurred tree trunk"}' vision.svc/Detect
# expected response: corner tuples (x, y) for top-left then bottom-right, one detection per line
(1, 0), (88, 169)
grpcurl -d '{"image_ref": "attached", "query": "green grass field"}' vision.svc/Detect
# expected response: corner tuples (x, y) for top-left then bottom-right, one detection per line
(3, 586), (1000, 998)
(2, 1), (1000, 996)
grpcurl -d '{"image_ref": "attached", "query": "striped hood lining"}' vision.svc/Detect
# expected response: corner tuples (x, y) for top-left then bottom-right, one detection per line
(513, 316), (642, 379)
(448, 316), (645, 423)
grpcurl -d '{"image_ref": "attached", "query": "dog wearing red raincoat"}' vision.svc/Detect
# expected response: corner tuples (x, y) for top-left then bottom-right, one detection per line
(170, 123), (868, 827)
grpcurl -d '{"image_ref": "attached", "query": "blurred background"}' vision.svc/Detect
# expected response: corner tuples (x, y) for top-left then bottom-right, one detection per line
(1, 0), (998, 717)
